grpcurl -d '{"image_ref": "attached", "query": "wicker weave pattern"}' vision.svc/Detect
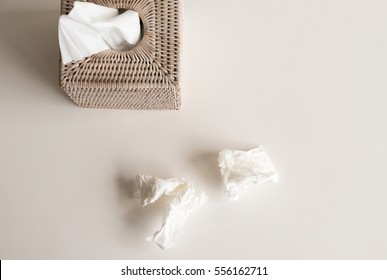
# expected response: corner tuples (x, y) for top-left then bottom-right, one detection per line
(60, 0), (182, 109)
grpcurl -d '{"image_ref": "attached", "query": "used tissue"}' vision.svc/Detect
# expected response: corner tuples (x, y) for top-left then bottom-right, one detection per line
(59, 1), (141, 64)
(218, 147), (278, 200)
(136, 175), (207, 249)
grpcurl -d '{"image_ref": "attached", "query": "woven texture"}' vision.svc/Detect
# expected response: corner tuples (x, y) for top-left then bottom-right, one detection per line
(60, 0), (182, 110)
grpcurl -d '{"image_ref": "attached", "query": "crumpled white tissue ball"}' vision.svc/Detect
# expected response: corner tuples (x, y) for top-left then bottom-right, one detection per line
(136, 175), (207, 249)
(218, 147), (278, 200)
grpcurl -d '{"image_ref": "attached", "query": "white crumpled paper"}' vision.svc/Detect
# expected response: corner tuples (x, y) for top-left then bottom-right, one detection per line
(136, 175), (207, 249)
(58, 1), (141, 64)
(218, 147), (278, 200)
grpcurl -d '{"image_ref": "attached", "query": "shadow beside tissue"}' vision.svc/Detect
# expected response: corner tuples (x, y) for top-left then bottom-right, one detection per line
(117, 177), (139, 199)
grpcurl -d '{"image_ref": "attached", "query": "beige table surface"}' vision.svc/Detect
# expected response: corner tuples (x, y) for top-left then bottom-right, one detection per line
(1, 0), (387, 259)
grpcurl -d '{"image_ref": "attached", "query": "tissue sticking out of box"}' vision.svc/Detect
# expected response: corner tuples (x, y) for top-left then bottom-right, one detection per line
(59, 1), (141, 64)
(218, 147), (278, 200)
(136, 175), (207, 250)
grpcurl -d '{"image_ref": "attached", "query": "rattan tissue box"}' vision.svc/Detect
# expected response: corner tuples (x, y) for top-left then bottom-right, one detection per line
(59, 0), (182, 110)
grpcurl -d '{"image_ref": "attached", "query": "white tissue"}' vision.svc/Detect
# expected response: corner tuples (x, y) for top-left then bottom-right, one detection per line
(59, 1), (141, 64)
(218, 147), (278, 200)
(136, 175), (207, 249)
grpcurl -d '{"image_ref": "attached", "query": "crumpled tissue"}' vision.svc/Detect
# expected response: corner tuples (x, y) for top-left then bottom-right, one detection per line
(59, 1), (141, 64)
(136, 175), (207, 249)
(218, 147), (278, 200)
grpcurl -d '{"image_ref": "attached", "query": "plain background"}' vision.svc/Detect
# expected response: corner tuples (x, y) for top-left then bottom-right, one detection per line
(1, 0), (387, 259)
